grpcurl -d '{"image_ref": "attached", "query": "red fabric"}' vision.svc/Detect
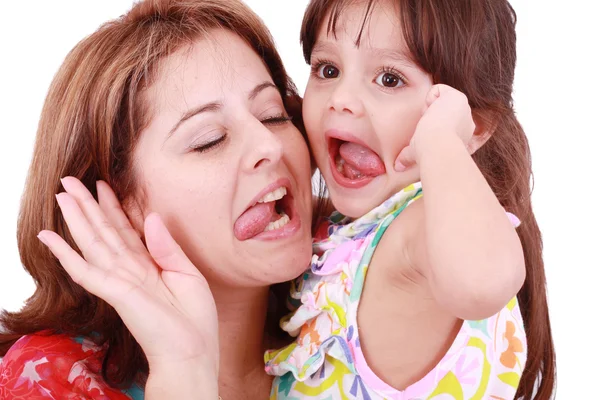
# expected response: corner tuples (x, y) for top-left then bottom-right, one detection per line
(0, 333), (131, 400)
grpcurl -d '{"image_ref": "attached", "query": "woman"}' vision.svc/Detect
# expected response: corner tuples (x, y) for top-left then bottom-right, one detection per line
(0, 0), (317, 398)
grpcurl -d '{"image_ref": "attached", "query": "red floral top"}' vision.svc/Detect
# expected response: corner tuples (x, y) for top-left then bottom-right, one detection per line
(0, 332), (143, 399)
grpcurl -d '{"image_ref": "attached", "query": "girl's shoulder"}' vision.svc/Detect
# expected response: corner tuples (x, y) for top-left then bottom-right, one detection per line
(0, 331), (134, 399)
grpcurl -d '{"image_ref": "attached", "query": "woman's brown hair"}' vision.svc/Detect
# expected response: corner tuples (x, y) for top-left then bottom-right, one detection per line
(300, 0), (555, 399)
(0, 0), (305, 389)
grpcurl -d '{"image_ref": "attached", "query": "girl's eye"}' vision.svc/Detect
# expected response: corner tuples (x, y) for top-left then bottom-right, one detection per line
(191, 135), (226, 153)
(375, 71), (406, 88)
(316, 64), (340, 79)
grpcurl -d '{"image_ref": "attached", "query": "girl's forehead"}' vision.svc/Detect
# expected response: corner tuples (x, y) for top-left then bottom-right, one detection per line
(318, 0), (403, 46)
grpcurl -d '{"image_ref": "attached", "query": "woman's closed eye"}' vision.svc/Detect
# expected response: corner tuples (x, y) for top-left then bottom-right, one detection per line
(190, 134), (227, 154)
(261, 113), (292, 126)
(189, 111), (290, 154)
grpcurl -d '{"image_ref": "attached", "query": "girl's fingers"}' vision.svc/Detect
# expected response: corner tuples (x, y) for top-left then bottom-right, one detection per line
(56, 192), (115, 269)
(424, 84), (442, 108)
(61, 177), (129, 255)
(97, 180), (147, 255)
(394, 145), (416, 172)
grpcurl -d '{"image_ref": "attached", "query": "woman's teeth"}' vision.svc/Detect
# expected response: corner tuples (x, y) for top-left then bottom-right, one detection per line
(264, 213), (290, 231)
(257, 187), (287, 203)
(254, 186), (291, 232)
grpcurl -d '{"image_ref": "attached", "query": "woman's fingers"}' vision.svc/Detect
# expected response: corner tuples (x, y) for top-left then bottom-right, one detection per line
(144, 213), (202, 277)
(144, 213), (215, 332)
(37, 230), (119, 303)
(38, 229), (176, 347)
(41, 211), (219, 370)
(55, 192), (115, 269)
(96, 180), (147, 255)
(61, 177), (128, 255)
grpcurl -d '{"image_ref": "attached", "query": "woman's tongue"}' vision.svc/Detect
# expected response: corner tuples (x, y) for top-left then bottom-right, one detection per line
(336, 141), (385, 180)
(234, 201), (278, 241)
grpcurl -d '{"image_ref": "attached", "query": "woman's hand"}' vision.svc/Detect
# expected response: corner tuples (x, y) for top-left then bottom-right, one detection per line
(37, 177), (219, 399)
(394, 84), (476, 171)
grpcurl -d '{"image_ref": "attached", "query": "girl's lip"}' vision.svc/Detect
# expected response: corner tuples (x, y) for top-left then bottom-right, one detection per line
(328, 146), (377, 189)
(325, 132), (381, 189)
(324, 129), (372, 149)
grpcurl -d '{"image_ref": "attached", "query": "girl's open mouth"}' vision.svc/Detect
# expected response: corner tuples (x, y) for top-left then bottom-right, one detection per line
(328, 137), (386, 189)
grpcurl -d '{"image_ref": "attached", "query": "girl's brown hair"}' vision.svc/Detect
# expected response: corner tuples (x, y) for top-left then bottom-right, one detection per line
(0, 0), (305, 389)
(301, 1), (555, 399)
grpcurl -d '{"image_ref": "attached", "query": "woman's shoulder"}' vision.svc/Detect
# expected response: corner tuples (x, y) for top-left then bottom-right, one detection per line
(0, 331), (134, 399)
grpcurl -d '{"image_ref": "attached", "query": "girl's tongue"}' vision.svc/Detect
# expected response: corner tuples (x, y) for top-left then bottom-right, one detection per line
(336, 141), (386, 179)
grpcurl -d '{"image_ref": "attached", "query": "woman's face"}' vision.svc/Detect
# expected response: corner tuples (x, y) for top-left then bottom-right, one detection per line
(132, 30), (313, 287)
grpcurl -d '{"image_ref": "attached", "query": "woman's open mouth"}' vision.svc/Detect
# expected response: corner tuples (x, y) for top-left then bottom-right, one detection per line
(234, 179), (301, 241)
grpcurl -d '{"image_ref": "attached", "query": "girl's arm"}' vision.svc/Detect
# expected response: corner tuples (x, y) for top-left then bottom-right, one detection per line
(418, 132), (525, 320)
(397, 85), (525, 320)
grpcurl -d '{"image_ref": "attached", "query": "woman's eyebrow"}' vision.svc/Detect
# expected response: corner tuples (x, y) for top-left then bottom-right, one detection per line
(168, 81), (276, 137)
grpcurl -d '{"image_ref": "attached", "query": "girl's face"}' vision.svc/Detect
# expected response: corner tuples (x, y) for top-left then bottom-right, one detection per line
(132, 29), (313, 288)
(303, 0), (433, 218)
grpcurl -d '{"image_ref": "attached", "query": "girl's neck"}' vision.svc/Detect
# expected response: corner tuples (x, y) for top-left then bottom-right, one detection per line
(212, 285), (272, 397)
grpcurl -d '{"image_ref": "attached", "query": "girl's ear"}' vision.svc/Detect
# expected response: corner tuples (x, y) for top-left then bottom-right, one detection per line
(468, 110), (496, 154)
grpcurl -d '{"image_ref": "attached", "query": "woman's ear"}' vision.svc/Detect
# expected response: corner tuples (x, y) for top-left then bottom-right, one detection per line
(122, 196), (146, 242)
(468, 111), (496, 154)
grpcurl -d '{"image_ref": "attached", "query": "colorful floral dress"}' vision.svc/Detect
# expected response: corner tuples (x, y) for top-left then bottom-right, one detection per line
(265, 183), (527, 399)
(0, 332), (144, 399)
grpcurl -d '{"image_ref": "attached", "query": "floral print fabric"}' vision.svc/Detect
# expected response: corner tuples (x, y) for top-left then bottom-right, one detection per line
(265, 183), (527, 399)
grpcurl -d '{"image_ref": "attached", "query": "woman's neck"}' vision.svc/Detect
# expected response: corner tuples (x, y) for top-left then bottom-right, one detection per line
(212, 285), (273, 398)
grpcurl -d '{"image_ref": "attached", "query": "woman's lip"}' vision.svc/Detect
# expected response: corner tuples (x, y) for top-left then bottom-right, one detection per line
(240, 177), (291, 218)
(235, 177), (303, 241)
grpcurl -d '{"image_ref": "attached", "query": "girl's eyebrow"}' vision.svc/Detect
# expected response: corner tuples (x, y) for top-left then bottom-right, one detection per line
(311, 41), (337, 55)
(311, 40), (412, 66)
(369, 47), (412, 64)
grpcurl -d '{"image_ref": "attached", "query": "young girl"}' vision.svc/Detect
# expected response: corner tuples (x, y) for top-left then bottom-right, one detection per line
(265, 0), (555, 399)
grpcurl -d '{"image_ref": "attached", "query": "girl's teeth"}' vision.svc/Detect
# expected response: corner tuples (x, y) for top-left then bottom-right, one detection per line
(258, 187), (287, 203)
(336, 155), (345, 173)
(336, 155), (363, 179)
(263, 213), (291, 232)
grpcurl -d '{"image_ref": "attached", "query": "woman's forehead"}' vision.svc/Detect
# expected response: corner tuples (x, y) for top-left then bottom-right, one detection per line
(146, 30), (274, 113)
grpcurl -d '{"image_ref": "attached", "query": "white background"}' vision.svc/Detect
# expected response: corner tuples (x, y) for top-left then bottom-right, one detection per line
(0, 1), (598, 397)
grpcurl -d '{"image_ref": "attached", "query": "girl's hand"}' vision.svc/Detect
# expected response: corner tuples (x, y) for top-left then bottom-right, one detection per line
(394, 84), (476, 171)
(37, 177), (219, 398)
